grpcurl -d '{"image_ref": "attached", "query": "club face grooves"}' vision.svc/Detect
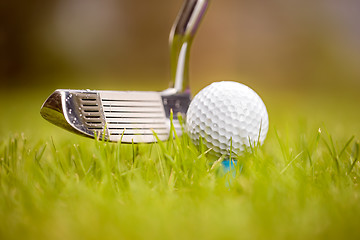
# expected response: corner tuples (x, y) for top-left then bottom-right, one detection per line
(99, 91), (169, 142)
(64, 91), (107, 138)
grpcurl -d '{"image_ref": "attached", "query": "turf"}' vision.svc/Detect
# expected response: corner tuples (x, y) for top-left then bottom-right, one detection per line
(1, 88), (360, 240)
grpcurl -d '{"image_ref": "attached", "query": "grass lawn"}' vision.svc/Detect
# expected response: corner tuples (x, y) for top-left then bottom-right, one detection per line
(0, 87), (360, 239)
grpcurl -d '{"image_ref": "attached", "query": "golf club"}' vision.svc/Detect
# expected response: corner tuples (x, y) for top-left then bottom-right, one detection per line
(40, 0), (210, 143)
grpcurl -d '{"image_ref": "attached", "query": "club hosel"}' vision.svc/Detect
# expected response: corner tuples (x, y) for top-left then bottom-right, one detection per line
(170, 35), (192, 93)
(170, 0), (210, 93)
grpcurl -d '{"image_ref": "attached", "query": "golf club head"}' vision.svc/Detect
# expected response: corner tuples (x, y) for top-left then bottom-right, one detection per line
(40, 0), (210, 143)
(40, 90), (190, 143)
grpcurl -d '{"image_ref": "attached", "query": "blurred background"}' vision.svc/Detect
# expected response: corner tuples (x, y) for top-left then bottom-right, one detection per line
(1, 0), (360, 138)
(1, 0), (359, 92)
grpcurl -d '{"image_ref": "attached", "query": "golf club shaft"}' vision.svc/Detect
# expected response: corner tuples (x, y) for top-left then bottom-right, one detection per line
(170, 0), (210, 93)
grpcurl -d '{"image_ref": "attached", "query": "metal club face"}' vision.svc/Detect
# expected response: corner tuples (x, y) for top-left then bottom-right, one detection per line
(40, 0), (209, 143)
(40, 90), (191, 143)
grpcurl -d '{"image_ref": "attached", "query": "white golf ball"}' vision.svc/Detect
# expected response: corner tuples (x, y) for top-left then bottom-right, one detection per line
(186, 81), (269, 156)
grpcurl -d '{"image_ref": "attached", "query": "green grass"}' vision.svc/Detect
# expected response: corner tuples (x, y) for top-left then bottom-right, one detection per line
(1, 88), (360, 239)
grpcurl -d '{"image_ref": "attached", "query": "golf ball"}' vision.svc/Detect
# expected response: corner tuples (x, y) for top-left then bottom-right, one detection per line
(186, 81), (269, 156)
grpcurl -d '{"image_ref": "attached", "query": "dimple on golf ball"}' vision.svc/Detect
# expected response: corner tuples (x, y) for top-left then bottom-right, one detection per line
(186, 81), (269, 156)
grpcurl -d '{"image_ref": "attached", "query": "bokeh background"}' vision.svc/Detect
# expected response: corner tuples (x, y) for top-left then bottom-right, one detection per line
(1, 0), (359, 91)
(1, 0), (360, 138)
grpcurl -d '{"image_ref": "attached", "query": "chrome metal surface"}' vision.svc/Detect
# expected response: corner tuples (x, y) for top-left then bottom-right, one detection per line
(41, 89), (190, 142)
(170, 0), (210, 93)
(41, 90), (107, 139)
